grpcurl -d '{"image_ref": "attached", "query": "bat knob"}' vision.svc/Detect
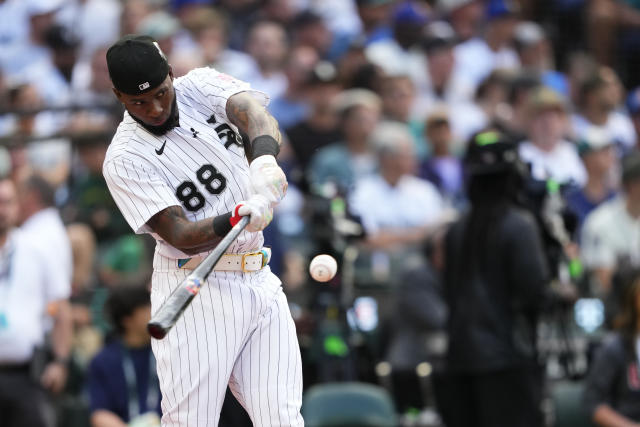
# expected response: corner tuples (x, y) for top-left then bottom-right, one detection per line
(147, 322), (168, 340)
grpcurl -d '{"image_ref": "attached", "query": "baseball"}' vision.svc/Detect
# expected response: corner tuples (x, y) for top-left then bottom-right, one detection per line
(309, 254), (338, 282)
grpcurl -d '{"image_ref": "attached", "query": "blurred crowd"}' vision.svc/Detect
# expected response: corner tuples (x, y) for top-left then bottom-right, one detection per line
(3, 0), (640, 426)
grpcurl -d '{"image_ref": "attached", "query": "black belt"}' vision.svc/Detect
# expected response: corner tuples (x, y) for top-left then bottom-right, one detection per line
(0, 362), (30, 373)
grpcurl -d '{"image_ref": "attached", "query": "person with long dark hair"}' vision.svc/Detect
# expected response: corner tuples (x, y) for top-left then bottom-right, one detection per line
(583, 268), (640, 426)
(438, 129), (551, 427)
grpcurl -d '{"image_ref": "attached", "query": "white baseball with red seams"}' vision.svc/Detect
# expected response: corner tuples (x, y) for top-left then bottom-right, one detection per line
(309, 254), (338, 282)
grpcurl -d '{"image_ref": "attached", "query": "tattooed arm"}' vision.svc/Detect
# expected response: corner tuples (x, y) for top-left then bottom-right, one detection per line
(226, 91), (288, 204)
(226, 91), (282, 150)
(146, 206), (226, 255)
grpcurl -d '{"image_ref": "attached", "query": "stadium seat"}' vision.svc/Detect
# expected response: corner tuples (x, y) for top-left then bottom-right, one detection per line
(302, 382), (398, 427)
(551, 380), (595, 427)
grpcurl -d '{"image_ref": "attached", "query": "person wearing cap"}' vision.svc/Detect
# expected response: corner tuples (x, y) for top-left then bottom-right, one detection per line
(565, 126), (618, 233)
(582, 151), (640, 298)
(438, 129), (549, 427)
(102, 35), (302, 427)
(453, 0), (520, 86)
(513, 21), (569, 97)
(518, 86), (587, 186)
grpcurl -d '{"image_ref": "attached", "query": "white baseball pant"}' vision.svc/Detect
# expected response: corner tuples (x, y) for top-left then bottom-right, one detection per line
(150, 251), (304, 427)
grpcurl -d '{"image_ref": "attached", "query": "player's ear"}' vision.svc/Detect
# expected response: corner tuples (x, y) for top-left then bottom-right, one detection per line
(168, 66), (174, 81)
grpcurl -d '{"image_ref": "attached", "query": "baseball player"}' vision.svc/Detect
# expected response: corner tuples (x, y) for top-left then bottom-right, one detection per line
(102, 35), (303, 427)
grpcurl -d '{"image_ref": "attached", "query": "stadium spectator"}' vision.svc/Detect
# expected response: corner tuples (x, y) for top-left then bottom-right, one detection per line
(518, 86), (586, 186)
(87, 285), (161, 427)
(453, 0), (520, 86)
(571, 73), (636, 154)
(307, 88), (381, 194)
(349, 121), (444, 250)
(0, 174), (73, 427)
(354, 0), (395, 45)
(583, 268), (640, 425)
(439, 129), (550, 427)
(183, 6), (256, 79)
(285, 61), (342, 181)
(581, 151), (640, 297)
(438, 0), (483, 43)
(513, 21), (569, 97)
(418, 110), (465, 207)
(237, 19), (288, 99)
(565, 127), (618, 234)
(269, 45), (319, 130)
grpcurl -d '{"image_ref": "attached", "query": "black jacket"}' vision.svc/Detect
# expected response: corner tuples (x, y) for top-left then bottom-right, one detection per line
(444, 206), (550, 373)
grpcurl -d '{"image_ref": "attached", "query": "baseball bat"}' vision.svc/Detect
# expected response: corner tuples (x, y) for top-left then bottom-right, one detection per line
(147, 216), (250, 339)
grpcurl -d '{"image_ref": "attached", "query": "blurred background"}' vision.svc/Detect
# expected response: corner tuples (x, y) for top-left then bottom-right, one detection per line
(2, 0), (640, 426)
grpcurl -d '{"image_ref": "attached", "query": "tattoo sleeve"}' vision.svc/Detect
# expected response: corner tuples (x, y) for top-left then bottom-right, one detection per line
(146, 205), (228, 255)
(226, 92), (282, 145)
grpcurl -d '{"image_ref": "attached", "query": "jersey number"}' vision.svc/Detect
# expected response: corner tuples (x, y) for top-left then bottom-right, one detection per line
(176, 164), (227, 211)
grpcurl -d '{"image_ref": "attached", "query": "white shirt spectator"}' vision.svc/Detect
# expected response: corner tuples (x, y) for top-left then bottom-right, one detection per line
(0, 0), (29, 59)
(0, 229), (70, 363)
(350, 174), (444, 234)
(56, 0), (121, 61)
(581, 196), (640, 269)
(571, 112), (637, 153)
(454, 37), (520, 86)
(519, 139), (587, 186)
(20, 207), (72, 286)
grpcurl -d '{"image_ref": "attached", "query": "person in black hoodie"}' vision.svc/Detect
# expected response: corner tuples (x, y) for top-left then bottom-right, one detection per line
(439, 129), (551, 427)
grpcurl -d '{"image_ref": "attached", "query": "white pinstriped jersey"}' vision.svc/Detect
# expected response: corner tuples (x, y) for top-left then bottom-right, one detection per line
(103, 67), (268, 259)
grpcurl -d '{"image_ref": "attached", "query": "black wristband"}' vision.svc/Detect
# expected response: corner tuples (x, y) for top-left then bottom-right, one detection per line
(251, 135), (280, 158)
(213, 212), (233, 236)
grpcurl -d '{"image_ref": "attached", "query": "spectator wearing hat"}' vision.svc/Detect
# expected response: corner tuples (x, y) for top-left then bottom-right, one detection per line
(354, 0), (395, 46)
(307, 88), (381, 194)
(582, 151), (640, 296)
(284, 61), (343, 181)
(565, 126), (618, 234)
(364, 1), (430, 90)
(518, 86), (586, 186)
(438, 0), (484, 43)
(439, 129), (549, 427)
(417, 21), (475, 109)
(453, 0), (520, 86)
(513, 21), (569, 97)
(572, 72), (637, 155)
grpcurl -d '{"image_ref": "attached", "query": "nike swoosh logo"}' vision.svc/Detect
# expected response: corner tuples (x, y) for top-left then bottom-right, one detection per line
(155, 140), (167, 155)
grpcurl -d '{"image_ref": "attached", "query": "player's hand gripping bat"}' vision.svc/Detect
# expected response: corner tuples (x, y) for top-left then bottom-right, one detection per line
(147, 216), (250, 339)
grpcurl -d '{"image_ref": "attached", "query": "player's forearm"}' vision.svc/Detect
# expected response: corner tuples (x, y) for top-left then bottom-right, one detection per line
(226, 92), (282, 147)
(147, 206), (231, 255)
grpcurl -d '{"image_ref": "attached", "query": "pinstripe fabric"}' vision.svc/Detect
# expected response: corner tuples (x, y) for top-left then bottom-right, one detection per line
(150, 250), (303, 426)
(104, 67), (303, 426)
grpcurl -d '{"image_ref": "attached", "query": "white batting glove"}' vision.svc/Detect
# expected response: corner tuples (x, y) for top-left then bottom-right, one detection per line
(249, 155), (288, 206)
(231, 194), (273, 232)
